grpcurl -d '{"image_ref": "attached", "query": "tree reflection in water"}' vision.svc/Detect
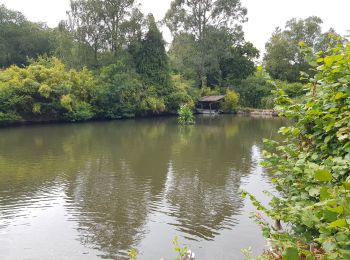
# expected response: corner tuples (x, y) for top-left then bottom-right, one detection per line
(0, 116), (285, 259)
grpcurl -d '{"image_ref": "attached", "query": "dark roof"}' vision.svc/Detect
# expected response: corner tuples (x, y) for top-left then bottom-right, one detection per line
(199, 95), (226, 102)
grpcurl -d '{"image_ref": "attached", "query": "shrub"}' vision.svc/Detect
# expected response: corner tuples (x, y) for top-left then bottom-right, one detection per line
(0, 57), (97, 122)
(244, 40), (350, 259)
(178, 104), (195, 125)
(277, 80), (305, 98)
(222, 88), (239, 113)
(166, 74), (196, 113)
(236, 72), (274, 108)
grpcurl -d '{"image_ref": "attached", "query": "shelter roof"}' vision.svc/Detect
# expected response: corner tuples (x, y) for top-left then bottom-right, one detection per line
(199, 95), (226, 102)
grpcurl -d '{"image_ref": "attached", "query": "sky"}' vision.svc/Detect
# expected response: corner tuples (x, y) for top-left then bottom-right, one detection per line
(1, 0), (349, 54)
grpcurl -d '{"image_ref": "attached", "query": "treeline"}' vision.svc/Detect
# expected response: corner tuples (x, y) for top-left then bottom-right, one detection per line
(0, 1), (346, 124)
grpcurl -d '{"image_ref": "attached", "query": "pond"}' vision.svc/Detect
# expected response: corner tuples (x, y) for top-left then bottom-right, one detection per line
(0, 115), (285, 260)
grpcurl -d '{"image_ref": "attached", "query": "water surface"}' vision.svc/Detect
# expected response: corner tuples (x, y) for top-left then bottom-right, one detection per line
(0, 116), (284, 259)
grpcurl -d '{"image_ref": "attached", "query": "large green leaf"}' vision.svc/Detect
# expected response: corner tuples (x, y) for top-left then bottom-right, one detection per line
(282, 247), (299, 260)
(328, 219), (347, 228)
(315, 169), (333, 182)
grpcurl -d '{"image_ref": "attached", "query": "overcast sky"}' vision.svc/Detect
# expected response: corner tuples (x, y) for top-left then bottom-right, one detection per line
(1, 0), (349, 54)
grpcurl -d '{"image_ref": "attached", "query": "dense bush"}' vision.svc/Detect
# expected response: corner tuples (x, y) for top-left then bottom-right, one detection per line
(96, 61), (144, 118)
(166, 74), (197, 113)
(277, 80), (305, 98)
(222, 89), (239, 113)
(0, 57), (97, 123)
(245, 41), (350, 259)
(236, 72), (274, 108)
(178, 104), (195, 125)
(236, 70), (306, 109)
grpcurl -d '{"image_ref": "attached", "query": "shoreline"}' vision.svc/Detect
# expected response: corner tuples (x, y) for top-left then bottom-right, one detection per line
(237, 108), (279, 117)
(0, 109), (280, 128)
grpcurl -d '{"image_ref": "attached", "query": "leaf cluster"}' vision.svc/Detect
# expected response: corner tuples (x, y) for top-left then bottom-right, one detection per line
(249, 40), (350, 259)
(178, 104), (195, 125)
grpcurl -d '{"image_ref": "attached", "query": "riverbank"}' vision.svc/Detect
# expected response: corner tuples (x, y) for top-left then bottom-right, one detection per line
(0, 108), (281, 128)
(237, 108), (279, 117)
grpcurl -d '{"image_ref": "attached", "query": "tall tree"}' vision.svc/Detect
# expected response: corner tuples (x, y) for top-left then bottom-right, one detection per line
(264, 28), (302, 82)
(101, 0), (138, 53)
(263, 16), (342, 82)
(68, 0), (142, 66)
(164, 0), (251, 87)
(51, 20), (96, 69)
(164, 0), (247, 40)
(168, 26), (258, 88)
(0, 4), (53, 68)
(68, 0), (105, 66)
(134, 14), (171, 95)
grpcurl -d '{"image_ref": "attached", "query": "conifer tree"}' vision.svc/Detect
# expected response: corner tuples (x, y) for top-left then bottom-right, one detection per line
(135, 14), (171, 96)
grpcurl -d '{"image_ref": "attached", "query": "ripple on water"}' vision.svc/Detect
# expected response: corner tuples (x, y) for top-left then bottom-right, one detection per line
(0, 116), (285, 259)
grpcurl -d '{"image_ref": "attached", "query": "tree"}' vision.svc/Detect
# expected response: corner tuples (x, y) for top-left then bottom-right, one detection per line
(0, 57), (97, 122)
(96, 61), (144, 118)
(264, 16), (341, 82)
(164, 0), (247, 40)
(168, 33), (198, 80)
(220, 41), (259, 86)
(246, 39), (350, 260)
(0, 4), (54, 68)
(168, 26), (258, 88)
(133, 14), (171, 95)
(67, 0), (143, 66)
(235, 70), (274, 108)
(164, 0), (250, 87)
(68, 0), (105, 66)
(101, 0), (140, 53)
(51, 20), (97, 69)
(264, 29), (301, 82)
(222, 88), (239, 112)
(315, 28), (345, 53)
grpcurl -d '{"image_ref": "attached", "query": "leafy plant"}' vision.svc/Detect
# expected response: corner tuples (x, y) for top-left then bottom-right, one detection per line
(178, 104), (195, 125)
(0, 57), (97, 123)
(128, 248), (138, 260)
(244, 39), (350, 259)
(236, 71), (274, 108)
(222, 88), (239, 113)
(173, 237), (188, 260)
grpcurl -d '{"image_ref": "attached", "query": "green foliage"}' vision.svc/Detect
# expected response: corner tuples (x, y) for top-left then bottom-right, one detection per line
(246, 41), (350, 259)
(236, 71), (274, 108)
(222, 89), (239, 113)
(164, 0), (247, 39)
(96, 61), (144, 118)
(168, 28), (258, 88)
(0, 5), (54, 68)
(128, 248), (138, 260)
(220, 42), (259, 86)
(264, 16), (343, 83)
(166, 74), (197, 113)
(68, 0), (142, 62)
(173, 236), (189, 260)
(200, 86), (220, 97)
(277, 81), (305, 98)
(133, 14), (171, 94)
(168, 33), (198, 80)
(140, 95), (166, 114)
(51, 22), (97, 69)
(0, 57), (97, 122)
(97, 60), (169, 118)
(236, 68), (304, 109)
(178, 105), (195, 125)
(165, 0), (257, 88)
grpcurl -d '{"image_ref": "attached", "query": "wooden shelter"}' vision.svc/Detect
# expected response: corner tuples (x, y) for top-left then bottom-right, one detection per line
(196, 95), (225, 114)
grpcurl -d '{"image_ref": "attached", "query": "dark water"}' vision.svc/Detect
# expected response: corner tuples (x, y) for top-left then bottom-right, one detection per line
(0, 116), (284, 260)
